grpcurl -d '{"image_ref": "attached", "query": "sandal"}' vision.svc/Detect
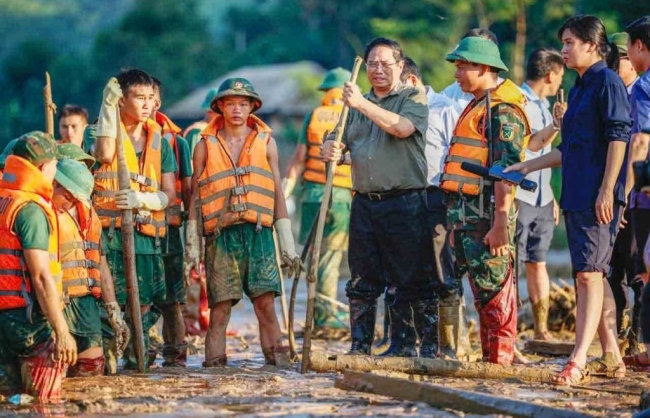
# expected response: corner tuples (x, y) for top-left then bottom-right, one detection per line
(586, 353), (626, 378)
(550, 361), (590, 386)
(623, 352), (650, 369)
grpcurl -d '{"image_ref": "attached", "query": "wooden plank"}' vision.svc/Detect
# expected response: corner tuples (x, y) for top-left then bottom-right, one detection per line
(524, 340), (602, 357)
(335, 371), (592, 418)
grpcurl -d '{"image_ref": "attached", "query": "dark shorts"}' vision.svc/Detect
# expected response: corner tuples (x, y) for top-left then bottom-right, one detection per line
(516, 200), (554, 263)
(565, 206), (621, 278)
(346, 189), (436, 304)
(0, 309), (53, 359)
(632, 208), (650, 276)
(63, 295), (103, 353)
(107, 250), (167, 307)
(163, 253), (186, 304)
(300, 201), (350, 251)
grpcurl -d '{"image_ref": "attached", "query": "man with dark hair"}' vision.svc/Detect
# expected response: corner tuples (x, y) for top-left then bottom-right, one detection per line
(58, 104), (89, 147)
(400, 57), (469, 359)
(441, 28), (503, 109)
(516, 48), (565, 341)
(88, 68), (177, 370)
(321, 38), (434, 357)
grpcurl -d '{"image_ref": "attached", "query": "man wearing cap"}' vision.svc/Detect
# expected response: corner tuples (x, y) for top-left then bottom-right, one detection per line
(283, 67), (353, 336)
(321, 37), (435, 357)
(52, 158), (130, 377)
(57, 143), (96, 169)
(89, 68), (177, 369)
(186, 78), (302, 367)
(184, 88), (218, 156)
(441, 37), (531, 364)
(0, 132), (77, 401)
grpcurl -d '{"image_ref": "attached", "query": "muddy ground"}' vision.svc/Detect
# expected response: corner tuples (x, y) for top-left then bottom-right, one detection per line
(0, 279), (646, 417)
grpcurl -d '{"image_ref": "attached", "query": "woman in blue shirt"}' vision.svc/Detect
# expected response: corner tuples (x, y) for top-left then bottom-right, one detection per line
(506, 15), (632, 385)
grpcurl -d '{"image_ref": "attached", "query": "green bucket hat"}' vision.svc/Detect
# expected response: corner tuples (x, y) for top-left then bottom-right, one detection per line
(201, 88), (218, 110)
(57, 143), (96, 169)
(54, 158), (94, 205)
(319, 67), (351, 90)
(446, 37), (509, 72)
(609, 32), (629, 55)
(0, 138), (19, 170)
(210, 78), (263, 114)
(12, 131), (59, 166)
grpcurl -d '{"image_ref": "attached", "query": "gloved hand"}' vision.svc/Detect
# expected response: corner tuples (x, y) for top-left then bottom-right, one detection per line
(96, 77), (123, 138)
(105, 302), (130, 355)
(184, 219), (201, 287)
(275, 218), (304, 277)
(115, 190), (168, 211)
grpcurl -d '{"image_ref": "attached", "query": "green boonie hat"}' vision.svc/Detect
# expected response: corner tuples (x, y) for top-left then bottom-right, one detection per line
(54, 158), (94, 205)
(609, 32), (629, 55)
(201, 89), (218, 110)
(12, 131), (59, 166)
(0, 138), (19, 170)
(446, 37), (509, 72)
(210, 78), (263, 115)
(57, 143), (96, 169)
(319, 67), (352, 90)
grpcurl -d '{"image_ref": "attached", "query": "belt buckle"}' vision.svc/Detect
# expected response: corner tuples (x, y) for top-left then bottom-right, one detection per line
(367, 192), (382, 201)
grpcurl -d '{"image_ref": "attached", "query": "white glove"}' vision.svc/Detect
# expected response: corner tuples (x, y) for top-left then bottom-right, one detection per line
(184, 220), (201, 287)
(115, 190), (168, 211)
(275, 218), (304, 277)
(95, 77), (123, 138)
(105, 302), (130, 355)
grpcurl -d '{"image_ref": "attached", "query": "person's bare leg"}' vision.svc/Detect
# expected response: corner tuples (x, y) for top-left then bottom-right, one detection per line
(570, 272), (604, 367)
(597, 277), (623, 361)
(253, 292), (282, 350)
(162, 303), (186, 346)
(205, 300), (232, 361)
(526, 262), (551, 339)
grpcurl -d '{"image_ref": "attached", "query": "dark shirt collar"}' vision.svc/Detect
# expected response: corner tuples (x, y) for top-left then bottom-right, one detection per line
(368, 82), (407, 102)
(576, 61), (606, 87)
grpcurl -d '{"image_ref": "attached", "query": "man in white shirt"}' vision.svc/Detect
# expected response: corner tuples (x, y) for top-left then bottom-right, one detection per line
(516, 48), (565, 341)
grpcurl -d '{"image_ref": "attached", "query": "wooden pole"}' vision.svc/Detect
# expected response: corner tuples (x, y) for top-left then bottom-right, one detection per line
(310, 352), (556, 383)
(273, 232), (289, 332)
(115, 108), (146, 373)
(301, 56), (363, 374)
(43, 72), (56, 138)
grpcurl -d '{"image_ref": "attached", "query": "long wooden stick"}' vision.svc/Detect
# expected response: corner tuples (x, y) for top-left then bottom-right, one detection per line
(43, 72), (56, 137)
(272, 232), (289, 332)
(115, 108), (146, 372)
(301, 57), (363, 374)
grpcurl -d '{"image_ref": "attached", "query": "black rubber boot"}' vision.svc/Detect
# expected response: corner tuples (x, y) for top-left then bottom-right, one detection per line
(348, 298), (377, 355)
(374, 289), (395, 349)
(379, 302), (418, 357)
(411, 298), (440, 358)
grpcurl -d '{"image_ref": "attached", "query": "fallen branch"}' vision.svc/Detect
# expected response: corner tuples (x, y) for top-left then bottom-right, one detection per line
(523, 340), (602, 357)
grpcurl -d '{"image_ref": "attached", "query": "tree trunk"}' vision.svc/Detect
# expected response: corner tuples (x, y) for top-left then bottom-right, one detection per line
(512, 0), (527, 85)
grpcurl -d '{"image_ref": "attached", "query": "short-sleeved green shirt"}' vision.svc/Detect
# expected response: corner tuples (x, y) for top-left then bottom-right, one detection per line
(106, 139), (177, 254)
(175, 135), (193, 180)
(338, 83), (429, 194)
(14, 203), (50, 250)
(447, 102), (527, 230)
(185, 128), (203, 158)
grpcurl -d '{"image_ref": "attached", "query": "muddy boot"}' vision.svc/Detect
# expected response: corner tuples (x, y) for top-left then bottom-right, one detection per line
(162, 341), (188, 367)
(438, 297), (459, 359)
(411, 299), (439, 358)
(67, 357), (105, 378)
(379, 302), (417, 357)
(532, 298), (552, 340)
(481, 270), (517, 365)
(104, 337), (118, 375)
(375, 289), (395, 349)
(19, 341), (68, 402)
(203, 354), (227, 367)
(348, 298), (377, 355)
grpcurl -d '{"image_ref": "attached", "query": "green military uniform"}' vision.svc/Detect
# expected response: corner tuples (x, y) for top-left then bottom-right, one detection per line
(442, 37), (529, 365)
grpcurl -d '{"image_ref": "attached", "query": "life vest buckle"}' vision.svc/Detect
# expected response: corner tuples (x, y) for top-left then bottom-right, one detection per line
(230, 203), (247, 213)
(231, 186), (247, 196)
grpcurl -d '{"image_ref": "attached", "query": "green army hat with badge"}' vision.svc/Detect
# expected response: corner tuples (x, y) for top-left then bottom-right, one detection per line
(12, 131), (59, 166)
(319, 67), (351, 90)
(54, 158), (94, 206)
(57, 143), (96, 169)
(609, 32), (629, 55)
(446, 37), (509, 72)
(210, 78), (263, 114)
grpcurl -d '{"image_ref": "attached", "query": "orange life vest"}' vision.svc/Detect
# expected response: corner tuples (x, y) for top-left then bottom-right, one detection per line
(198, 115), (275, 235)
(58, 204), (102, 299)
(92, 119), (167, 241)
(440, 79), (530, 196)
(303, 88), (352, 189)
(156, 112), (184, 228)
(0, 155), (62, 311)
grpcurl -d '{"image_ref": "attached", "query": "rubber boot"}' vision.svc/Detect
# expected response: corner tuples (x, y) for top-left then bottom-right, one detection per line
(480, 269), (517, 365)
(19, 341), (68, 402)
(103, 337), (118, 375)
(532, 298), (551, 340)
(67, 356), (105, 377)
(162, 341), (188, 367)
(438, 297), (459, 359)
(375, 289), (395, 349)
(348, 298), (377, 355)
(411, 299), (439, 358)
(379, 302), (417, 357)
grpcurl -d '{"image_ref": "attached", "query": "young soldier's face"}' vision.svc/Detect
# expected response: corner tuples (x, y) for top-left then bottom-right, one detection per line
(454, 61), (485, 93)
(120, 84), (155, 124)
(218, 96), (253, 126)
(58, 115), (87, 147)
(365, 46), (404, 90)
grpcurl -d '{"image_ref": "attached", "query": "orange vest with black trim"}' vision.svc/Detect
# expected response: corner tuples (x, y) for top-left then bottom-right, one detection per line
(440, 79), (530, 196)
(156, 112), (184, 228)
(58, 204), (102, 299)
(303, 88), (352, 189)
(198, 115), (275, 235)
(93, 119), (166, 239)
(0, 155), (62, 311)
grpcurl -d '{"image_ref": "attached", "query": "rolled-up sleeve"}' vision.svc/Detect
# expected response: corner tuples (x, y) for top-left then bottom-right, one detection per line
(599, 77), (632, 143)
(400, 88), (429, 137)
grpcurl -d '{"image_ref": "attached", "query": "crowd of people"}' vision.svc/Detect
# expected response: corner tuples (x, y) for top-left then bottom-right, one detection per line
(0, 12), (649, 403)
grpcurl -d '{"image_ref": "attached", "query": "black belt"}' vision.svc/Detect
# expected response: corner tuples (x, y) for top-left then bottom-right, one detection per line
(359, 188), (421, 201)
(426, 185), (442, 192)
